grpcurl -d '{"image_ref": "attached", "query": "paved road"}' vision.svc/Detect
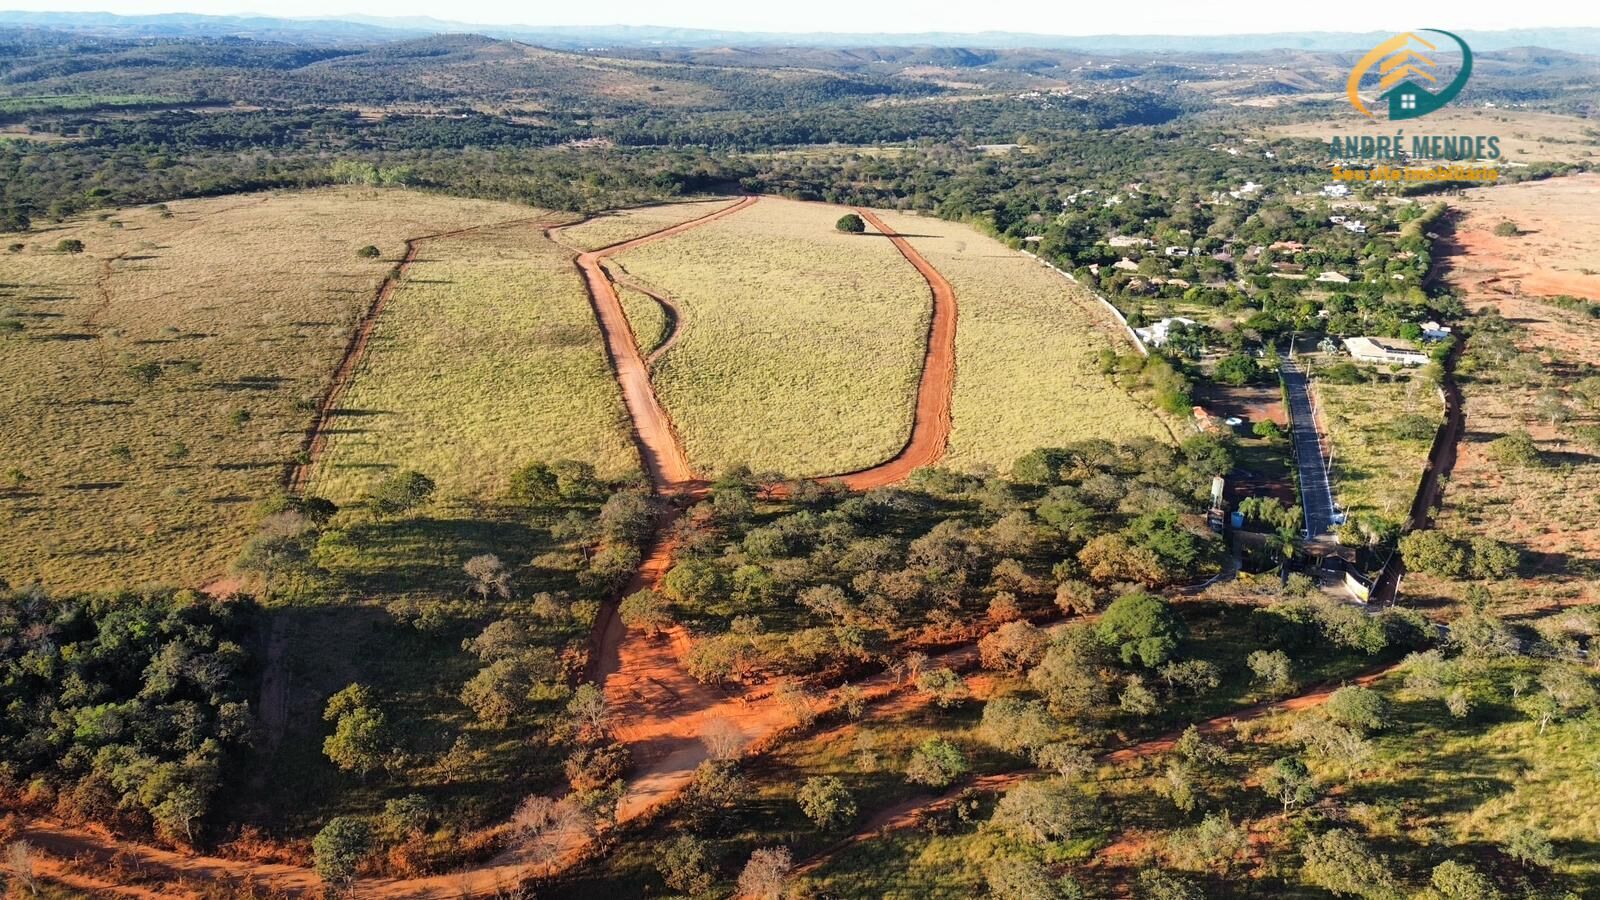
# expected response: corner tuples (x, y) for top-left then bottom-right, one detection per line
(1282, 358), (1338, 539)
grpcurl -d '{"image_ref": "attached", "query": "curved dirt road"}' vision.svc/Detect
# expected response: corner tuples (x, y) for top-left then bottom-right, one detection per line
(569, 195), (758, 491)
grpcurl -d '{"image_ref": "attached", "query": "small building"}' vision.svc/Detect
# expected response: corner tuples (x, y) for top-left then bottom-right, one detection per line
(1135, 316), (1197, 348)
(1112, 257), (1140, 272)
(1322, 184), (1351, 198)
(1108, 234), (1152, 248)
(1165, 246), (1190, 257)
(1344, 336), (1429, 367)
(1340, 220), (1368, 234)
(1316, 271), (1351, 284)
(1420, 320), (1453, 341)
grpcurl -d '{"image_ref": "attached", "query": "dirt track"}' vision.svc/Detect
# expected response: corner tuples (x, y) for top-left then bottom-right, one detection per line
(286, 214), (561, 494)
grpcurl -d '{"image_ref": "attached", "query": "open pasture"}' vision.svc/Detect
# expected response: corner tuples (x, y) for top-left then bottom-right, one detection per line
(308, 220), (638, 504)
(556, 197), (743, 251)
(0, 188), (544, 590)
(613, 197), (932, 478)
(872, 211), (1172, 471)
(1314, 370), (1442, 524)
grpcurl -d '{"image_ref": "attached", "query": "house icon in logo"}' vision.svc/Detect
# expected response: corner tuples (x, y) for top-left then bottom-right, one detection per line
(1347, 29), (1473, 120)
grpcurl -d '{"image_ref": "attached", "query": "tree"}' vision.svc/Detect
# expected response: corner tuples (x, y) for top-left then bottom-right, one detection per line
(322, 683), (388, 777)
(905, 737), (968, 788)
(564, 741), (630, 794)
(980, 697), (1058, 756)
(737, 847), (794, 900)
(1213, 352), (1259, 386)
(1096, 591), (1185, 667)
(681, 760), (747, 832)
(55, 238), (85, 254)
(656, 834), (715, 895)
(1054, 579), (1097, 616)
(915, 666), (970, 708)
(1136, 869), (1203, 900)
(835, 213), (866, 234)
(1428, 861), (1501, 900)
(1399, 530), (1468, 578)
(987, 855), (1083, 900)
(1492, 220), (1520, 237)
(566, 682), (608, 735)
(1299, 829), (1401, 900)
(797, 776), (856, 829)
(619, 588), (672, 636)
(460, 656), (542, 726)
(990, 778), (1095, 845)
(369, 470), (435, 516)
(701, 715), (745, 760)
(1248, 649), (1293, 695)
(508, 460), (560, 505)
(312, 816), (372, 890)
(979, 620), (1049, 673)
(1261, 756), (1316, 813)
(463, 553), (511, 600)
(1487, 430), (1540, 467)
(1325, 685), (1388, 732)
(356, 244), (381, 258)
(1502, 825), (1555, 869)
(4, 841), (38, 897)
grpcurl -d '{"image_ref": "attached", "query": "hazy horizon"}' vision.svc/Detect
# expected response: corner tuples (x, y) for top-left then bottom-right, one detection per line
(12, 0), (1600, 37)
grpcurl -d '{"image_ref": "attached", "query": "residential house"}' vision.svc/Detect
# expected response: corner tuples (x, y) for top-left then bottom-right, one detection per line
(1344, 336), (1430, 367)
(1134, 316), (1198, 348)
(1316, 271), (1351, 284)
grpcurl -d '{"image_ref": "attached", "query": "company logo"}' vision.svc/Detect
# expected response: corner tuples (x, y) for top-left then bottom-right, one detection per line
(1346, 29), (1472, 120)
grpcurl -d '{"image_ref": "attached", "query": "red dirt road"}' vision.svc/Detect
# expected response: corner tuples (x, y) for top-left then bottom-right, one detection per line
(823, 209), (958, 490)
(569, 196), (757, 491)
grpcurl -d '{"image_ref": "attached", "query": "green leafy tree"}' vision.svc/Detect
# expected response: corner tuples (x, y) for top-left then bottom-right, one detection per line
(1325, 685), (1389, 732)
(905, 737), (968, 788)
(369, 470), (436, 516)
(1095, 591), (1186, 667)
(656, 834), (715, 895)
(312, 816), (372, 890)
(1261, 756), (1316, 813)
(797, 776), (856, 829)
(1427, 860), (1501, 900)
(835, 213), (866, 234)
(323, 685), (390, 777)
(1299, 829), (1402, 900)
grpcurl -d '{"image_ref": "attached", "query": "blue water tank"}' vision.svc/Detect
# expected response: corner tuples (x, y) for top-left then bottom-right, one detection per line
(1230, 511), (1245, 529)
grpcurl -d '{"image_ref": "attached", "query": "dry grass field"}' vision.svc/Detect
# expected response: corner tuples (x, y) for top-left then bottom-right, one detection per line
(872, 211), (1172, 471)
(614, 281), (670, 356)
(0, 188), (546, 591)
(1267, 108), (1600, 164)
(308, 222), (638, 504)
(1416, 174), (1600, 613)
(614, 197), (932, 478)
(1313, 371), (1442, 523)
(555, 197), (742, 251)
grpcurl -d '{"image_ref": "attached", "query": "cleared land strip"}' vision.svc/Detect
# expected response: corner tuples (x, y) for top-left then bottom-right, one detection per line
(870, 210), (1171, 471)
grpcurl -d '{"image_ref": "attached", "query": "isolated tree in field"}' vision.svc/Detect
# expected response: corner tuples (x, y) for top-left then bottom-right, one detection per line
(369, 469), (435, 516)
(1, 467), (27, 491)
(312, 816), (371, 890)
(1502, 825), (1556, 869)
(1096, 591), (1185, 667)
(463, 553), (511, 600)
(128, 360), (162, 385)
(915, 666), (970, 708)
(323, 683), (390, 777)
(700, 715), (745, 760)
(356, 244), (381, 258)
(797, 775), (856, 829)
(236, 511), (311, 603)
(905, 737), (968, 788)
(1325, 684), (1388, 732)
(1299, 830), (1401, 899)
(508, 460), (560, 506)
(1429, 861), (1501, 900)
(1248, 649), (1294, 695)
(1261, 756), (1316, 813)
(1492, 219), (1520, 237)
(55, 238), (85, 254)
(835, 213), (865, 234)
(990, 778), (1095, 845)
(1487, 429), (1540, 467)
(4, 841), (38, 896)
(980, 697), (1058, 756)
(656, 834), (716, 895)
(737, 847), (794, 900)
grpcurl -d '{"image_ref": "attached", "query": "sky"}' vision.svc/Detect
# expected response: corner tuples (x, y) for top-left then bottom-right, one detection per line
(19, 0), (1600, 34)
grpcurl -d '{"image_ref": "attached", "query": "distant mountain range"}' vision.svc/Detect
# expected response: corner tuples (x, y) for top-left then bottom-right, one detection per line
(3, 10), (1598, 54)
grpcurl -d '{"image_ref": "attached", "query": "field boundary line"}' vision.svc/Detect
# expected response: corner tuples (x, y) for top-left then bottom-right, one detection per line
(285, 214), (560, 494)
